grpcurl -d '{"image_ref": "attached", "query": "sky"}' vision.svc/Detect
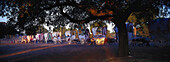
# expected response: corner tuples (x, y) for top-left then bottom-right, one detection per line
(0, 16), (8, 23)
(158, 6), (170, 18)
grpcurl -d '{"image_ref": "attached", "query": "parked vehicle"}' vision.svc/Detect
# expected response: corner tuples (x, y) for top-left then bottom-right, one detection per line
(132, 36), (150, 47)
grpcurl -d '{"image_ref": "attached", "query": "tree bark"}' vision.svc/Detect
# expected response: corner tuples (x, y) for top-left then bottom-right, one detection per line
(116, 21), (129, 57)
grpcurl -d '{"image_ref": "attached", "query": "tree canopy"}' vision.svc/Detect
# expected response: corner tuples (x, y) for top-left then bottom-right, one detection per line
(0, 0), (169, 57)
(1, 0), (169, 29)
(1, 0), (169, 32)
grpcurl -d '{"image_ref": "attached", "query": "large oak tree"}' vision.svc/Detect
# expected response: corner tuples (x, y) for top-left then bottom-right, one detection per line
(0, 0), (169, 57)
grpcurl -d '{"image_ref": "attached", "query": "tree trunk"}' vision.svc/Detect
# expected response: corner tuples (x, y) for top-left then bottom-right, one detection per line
(116, 21), (129, 57)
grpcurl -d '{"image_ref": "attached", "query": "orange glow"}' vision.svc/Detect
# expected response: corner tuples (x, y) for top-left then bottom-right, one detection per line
(20, 14), (24, 18)
(96, 38), (105, 45)
(134, 27), (136, 37)
(106, 17), (114, 20)
(28, 3), (32, 6)
(91, 38), (95, 42)
(88, 9), (113, 16)
(79, 5), (82, 7)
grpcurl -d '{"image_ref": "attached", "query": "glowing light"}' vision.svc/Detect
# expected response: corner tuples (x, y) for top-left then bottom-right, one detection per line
(96, 38), (105, 45)
(88, 9), (113, 16)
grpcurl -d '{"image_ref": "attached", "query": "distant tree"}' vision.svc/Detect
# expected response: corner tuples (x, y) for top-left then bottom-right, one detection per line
(0, 23), (7, 38)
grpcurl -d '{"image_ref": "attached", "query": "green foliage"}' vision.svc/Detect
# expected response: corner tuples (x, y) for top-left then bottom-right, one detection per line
(0, 0), (169, 35)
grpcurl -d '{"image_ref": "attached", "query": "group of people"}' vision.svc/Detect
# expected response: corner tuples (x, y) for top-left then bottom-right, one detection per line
(19, 26), (108, 44)
(21, 32), (61, 44)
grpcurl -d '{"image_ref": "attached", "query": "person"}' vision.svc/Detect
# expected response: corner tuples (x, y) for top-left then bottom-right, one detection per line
(22, 35), (27, 43)
(67, 35), (71, 44)
(52, 32), (57, 43)
(30, 35), (33, 42)
(90, 38), (95, 45)
(36, 34), (40, 43)
(40, 33), (44, 42)
(57, 34), (61, 43)
(97, 27), (102, 34)
(48, 33), (53, 43)
(27, 35), (31, 43)
(114, 26), (119, 42)
(72, 33), (75, 40)
(85, 29), (90, 44)
(52, 32), (57, 39)
(33, 35), (36, 43)
(44, 33), (48, 43)
(18, 36), (22, 43)
(65, 31), (71, 44)
(21, 36), (25, 43)
(53, 36), (57, 44)
(102, 26), (107, 35)
(92, 27), (98, 36)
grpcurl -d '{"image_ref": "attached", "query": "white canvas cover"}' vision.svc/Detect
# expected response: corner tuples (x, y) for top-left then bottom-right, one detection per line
(92, 27), (98, 36)
(56, 32), (61, 41)
(79, 35), (85, 40)
(72, 35), (76, 40)
(65, 31), (71, 37)
(39, 33), (44, 41)
(52, 32), (57, 38)
(36, 34), (40, 40)
(44, 33), (48, 43)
